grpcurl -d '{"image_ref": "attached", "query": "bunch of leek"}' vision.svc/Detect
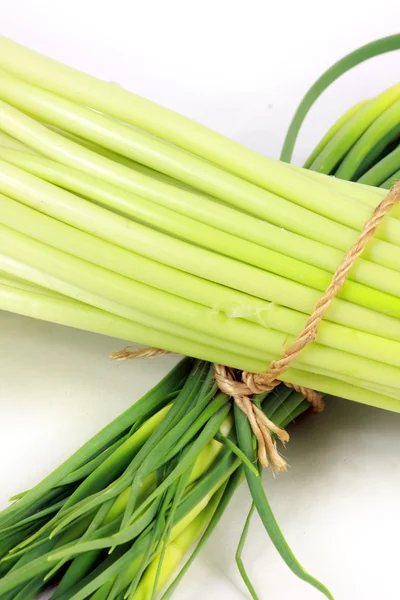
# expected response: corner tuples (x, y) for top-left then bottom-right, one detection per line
(1, 32), (399, 600)
(0, 36), (399, 413)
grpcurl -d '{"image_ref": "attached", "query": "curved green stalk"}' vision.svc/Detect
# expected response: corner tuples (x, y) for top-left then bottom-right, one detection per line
(234, 403), (333, 599)
(309, 85), (400, 174)
(280, 34), (400, 162)
(235, 502), (259, 599)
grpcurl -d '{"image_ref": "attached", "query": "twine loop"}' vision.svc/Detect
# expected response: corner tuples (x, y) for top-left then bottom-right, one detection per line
(112, 182), (400, 471)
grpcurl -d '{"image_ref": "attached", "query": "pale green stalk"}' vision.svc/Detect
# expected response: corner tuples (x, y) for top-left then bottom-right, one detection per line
(304, 367), (400, 401)
(278, 369), (399, 412)
(2, 269), (398, 402)
(0, 271), (266, 374)
(2, 195), (400, 372)
(7, 262), (400, 397)
(0, 37), (399, 412)
(0, 90), (352, 253)
(0, 130), (38, 153)
(29, 130), (400, 263)
(1, 278), (398, 411)
(2, 103), (400, 281)
(0, 270), (66, 299)
(2, 193), (400, 390)
(308, 164), (400, 218)
(0, 191), (279, 323)
(3, 201), (400, 377)
(2, 160), (400, 355)
(45, 125), (204, 193)
(0, 70), (396, 252)
(295, 164), (400, 217)
(3, 219), (400, 392)
(4, 148), (400, 314)
(0, 36), (399, 249)
(291, 164), (388, 205)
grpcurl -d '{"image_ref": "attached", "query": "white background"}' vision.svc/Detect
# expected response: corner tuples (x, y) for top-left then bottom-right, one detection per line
(1, 2), (400, 599)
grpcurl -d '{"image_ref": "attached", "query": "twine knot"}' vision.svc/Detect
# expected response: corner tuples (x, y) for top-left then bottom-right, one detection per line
(112, 182), (400, 472)
(214, 181), (399, 470)
(214, 364), (290, 471)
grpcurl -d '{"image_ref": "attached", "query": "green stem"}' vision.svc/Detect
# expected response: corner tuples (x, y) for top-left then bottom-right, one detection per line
(280, 34), (400, 163)
(302, 100), (370, 169)
(235, 502), (259, 599)
(381, 168), (400, 189)
(234, 404), (333, 599)
(351, 124), (400, 181)
(335, 100), (400, 180)
(359, 146), (400, 187)
(309, 85), (400, 174)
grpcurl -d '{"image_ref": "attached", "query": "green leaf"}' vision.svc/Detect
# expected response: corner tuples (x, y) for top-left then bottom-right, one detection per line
(235, 502), (259, 600)
(234, 404), (334, 600)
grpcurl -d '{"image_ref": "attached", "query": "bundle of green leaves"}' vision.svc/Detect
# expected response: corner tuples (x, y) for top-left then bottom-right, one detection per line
(0, 360), (325, 599)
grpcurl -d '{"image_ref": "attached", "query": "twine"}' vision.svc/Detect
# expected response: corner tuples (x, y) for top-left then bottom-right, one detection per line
(112, 182), (400, 471)
(111, 346), (170, 361)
